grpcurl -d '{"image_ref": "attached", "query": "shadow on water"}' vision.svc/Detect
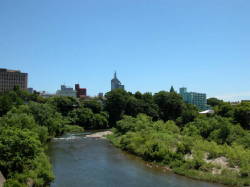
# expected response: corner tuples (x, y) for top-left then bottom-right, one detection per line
(48, 132), (225, 187)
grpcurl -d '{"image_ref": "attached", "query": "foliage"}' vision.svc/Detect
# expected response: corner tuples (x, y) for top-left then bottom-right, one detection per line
(109, 114), (250, 186)
(47, 96), (79, 116)
(81, 99), (103, 113)
(104, 89), (129, 126)
(153, 91), (185, 121)
(63, 125), (84, 133)
(207, 97), (223, 107)
(234, 102), (250, 130)
(0, 127), (41, 177)
(69, 107), (109, 129)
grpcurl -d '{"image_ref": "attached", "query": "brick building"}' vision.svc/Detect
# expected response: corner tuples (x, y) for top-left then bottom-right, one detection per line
(75, 84), (87, 98)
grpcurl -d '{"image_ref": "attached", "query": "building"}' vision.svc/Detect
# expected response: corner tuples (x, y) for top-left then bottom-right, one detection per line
(56, 85), (76, 97)
(40, 91), (56, 98)
(179, 87), (208, 110)
(27, 88), (34, 94)
(199, 110), (214, 114)
(111, 72), (124, 91)
(98, 92), (104, 98)
(75, 84), (87, 98)
(0, 68), (28, 92)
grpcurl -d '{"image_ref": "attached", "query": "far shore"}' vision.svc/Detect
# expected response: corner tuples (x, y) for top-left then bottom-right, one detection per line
(86, 130), (112, 139)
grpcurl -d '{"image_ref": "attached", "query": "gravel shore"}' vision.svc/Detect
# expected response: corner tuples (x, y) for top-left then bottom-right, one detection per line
(86, 131), (112, 139)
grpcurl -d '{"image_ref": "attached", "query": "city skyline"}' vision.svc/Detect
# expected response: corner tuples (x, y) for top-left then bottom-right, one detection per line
(1, 0), (250, 101)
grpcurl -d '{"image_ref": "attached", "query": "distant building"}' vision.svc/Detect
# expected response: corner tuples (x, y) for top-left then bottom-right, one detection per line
(98, 92), (104, 98)
(27, 88), (34, 94)
(40, 91), (56, 98)
(170, 86), (175, 93)
(111, 72), (124, 91)
(0, 68), (28, 92)
(75, 84), (87, 98)
(179, 87), (208, 110)
(56, 85), (76, 97)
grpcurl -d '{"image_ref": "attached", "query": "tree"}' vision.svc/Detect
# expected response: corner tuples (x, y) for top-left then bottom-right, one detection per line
(0, 95), (13, 116)
(0, 127), (41, 177)
(27, 102), (65, 137)
(47, 96), (79, 116)
(125, 96), (144, 117)
(104, 89), (129, 126)
(81, 99), (103, 113)
(207, 97), (223, 107)
(234, 103), (250, 130)
(177, 104), (199, 126)
(69, 107), (94, 128)
(214, 102), (234, 118)
(153, 91), (185, 121)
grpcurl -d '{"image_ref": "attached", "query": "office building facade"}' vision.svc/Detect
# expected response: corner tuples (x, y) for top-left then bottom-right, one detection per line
(179, 87), (208, 110)
(111, 72), (124, 91)
(0, 68), (28, 92)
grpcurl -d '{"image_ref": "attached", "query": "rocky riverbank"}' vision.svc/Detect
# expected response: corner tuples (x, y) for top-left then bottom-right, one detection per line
(86, 131), (112, 139)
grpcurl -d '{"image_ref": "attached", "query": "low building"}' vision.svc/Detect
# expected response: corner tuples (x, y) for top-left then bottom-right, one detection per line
(179, 87), (208, 111)
(27, 87), (34, 94)
(0, 68), (28, 92)
(40, 91), (56, 98)
(56, 85), (76, 97)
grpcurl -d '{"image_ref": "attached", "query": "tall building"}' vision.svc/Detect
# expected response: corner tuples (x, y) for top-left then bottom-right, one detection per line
(75, 84), (87, 98)
(111, 72), (124, 91)
(0, 68), (28, 92)
(56, 85), (76, 97)
(179, 87), (208, 110)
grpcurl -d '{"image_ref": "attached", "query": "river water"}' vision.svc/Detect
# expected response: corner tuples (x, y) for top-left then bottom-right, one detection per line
(48, 132), (224, 187)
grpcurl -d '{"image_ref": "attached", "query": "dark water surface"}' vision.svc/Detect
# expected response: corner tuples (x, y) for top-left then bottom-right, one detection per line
(48, 133), (224, 187)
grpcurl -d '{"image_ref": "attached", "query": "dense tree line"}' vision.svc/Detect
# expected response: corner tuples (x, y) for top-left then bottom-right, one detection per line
(0, 89), (107, 186)
(104, 88), (199, 127)
(0, 87), (249, 186)
(106, 90), (250, 186)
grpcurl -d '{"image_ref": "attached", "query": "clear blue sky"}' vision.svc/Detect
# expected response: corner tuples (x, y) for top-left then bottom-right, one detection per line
(1, 0), (250, 101)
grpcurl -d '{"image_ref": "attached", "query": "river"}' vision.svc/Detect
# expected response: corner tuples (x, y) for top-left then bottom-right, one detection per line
(48, 132), (224, 187)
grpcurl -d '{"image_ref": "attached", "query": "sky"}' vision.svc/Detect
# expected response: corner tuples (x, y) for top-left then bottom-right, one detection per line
(0, 0), (250, 101)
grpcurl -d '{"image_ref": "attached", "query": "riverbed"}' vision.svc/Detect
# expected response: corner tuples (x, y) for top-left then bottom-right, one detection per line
(48, 132), (224, 187)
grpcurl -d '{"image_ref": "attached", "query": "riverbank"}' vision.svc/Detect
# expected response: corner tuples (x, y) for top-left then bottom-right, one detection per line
(86, 130), (112, 138)
(49, 131), (223, 187)
(107, 115), (250, 187)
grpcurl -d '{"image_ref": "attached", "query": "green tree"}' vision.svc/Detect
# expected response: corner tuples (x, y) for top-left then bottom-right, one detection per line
(154, 91), (185, 121)
(214, 102), (234, 118)
(234, 102), (250, 130)
(47, 96), (79, 116)
(207, 97), (223, 107)
(0, 127), (41, 177)
(81, 99), (103, 113)
(104, 89), (129, 126)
